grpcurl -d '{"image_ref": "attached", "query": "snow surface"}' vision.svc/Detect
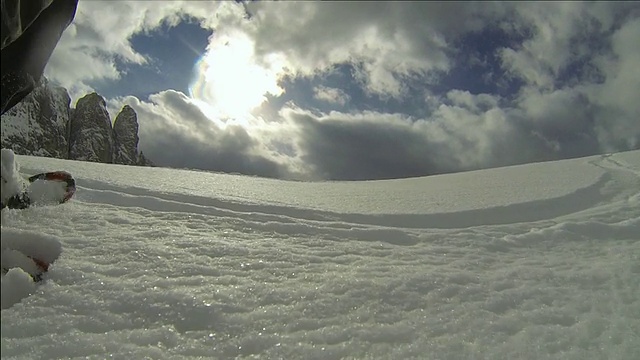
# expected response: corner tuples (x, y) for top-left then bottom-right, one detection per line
(1, 150), (639, 359)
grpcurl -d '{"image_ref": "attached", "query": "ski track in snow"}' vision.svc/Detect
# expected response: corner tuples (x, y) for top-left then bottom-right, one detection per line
(1, 151), (639, 359)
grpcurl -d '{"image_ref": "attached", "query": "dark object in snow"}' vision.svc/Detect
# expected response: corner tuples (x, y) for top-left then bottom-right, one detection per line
(2, 191), (31, 209)
(1, 0), (78, 115)
(29, 256), (50, 282)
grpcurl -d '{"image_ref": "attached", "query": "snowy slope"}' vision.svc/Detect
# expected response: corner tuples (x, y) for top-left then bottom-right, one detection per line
(1, 150), (639, 359)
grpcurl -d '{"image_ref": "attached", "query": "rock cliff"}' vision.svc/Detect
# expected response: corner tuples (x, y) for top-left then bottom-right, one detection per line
(112, 105), (139, 165)
(68, 92), (113, 163)
(1, 78), (151, 167)
(0, 77), (70, 158)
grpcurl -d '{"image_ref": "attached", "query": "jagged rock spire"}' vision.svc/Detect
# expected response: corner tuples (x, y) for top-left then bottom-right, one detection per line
(113, 105), (140, 165)
(68, 92), (113, 163)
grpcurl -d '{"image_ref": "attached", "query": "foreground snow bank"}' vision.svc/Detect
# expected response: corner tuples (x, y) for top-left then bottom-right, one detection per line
(1, 224), (63, 309)
(1, 149), (64, 308)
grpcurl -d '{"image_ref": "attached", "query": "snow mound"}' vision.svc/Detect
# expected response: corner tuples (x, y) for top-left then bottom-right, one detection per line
(1, 227), (62, 309)
(1, 148), (27, 203)
(1, 268), (37, 310)
(28, 178), (69, 205)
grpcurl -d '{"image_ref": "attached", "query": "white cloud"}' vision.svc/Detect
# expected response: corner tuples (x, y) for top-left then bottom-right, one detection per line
(494, 2), (640, 155)
(45, 0), (226, 100)
(585, 17), (640, 151)
(498, 2), (592, 89)
(498, 2), (639, 90)
(111, 90), (514, 180)
(46, 2), (508, 102)
(111, 91), (303, 179)
(312, 86), (350, 106)
(446, 90), (499, 112)
(240, 2), (500, 98)
(39, 1), (639, 180)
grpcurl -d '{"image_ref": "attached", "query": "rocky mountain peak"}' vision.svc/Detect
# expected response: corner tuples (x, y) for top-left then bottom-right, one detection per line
(113, 105), (140, 165)
(2, 81), (152, 167)
(68, 92), (113, 163)
(0, 77), (71, 158)
(76, 92), (107, 110)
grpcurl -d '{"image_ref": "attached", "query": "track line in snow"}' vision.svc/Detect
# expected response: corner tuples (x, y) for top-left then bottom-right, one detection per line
(73, 170), (614, 230)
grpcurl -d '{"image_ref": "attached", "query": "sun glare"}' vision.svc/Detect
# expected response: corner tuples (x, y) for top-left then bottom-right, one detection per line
(189, 33), (285, 125)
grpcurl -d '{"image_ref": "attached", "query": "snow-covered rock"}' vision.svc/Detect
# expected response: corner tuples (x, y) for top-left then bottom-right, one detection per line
(112, 105), (139, 165)
(68, 92), (113, 163)
(0, 77), (71, 158)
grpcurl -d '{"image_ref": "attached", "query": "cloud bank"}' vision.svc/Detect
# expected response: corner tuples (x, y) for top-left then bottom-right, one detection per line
(47, 1), (639, 180)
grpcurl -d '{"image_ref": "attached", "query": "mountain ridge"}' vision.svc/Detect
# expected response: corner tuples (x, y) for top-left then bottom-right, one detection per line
(1, 78), (152, 167)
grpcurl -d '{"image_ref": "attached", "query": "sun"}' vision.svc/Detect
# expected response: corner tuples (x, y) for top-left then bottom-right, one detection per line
(189, 32), (285, 125)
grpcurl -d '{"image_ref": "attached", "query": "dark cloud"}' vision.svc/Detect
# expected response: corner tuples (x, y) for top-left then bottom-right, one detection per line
(280, 84), (630, 180)
(512, 89), (601, 160)
(118, 82), (637, 182)
(120, 91), (294, 179)
(291, 112), (450, 180)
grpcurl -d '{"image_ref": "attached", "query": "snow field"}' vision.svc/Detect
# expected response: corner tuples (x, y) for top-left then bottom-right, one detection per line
(1, 150), (639, 359)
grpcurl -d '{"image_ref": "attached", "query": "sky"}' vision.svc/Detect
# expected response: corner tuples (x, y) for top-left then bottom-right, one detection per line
(43, 1), (640, 180)
(2, 149), (639, 358)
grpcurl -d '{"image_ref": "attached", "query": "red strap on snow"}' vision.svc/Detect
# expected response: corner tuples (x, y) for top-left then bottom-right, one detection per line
(43, 171), (72, 181)
(34, 171), (76, 203)
(28, 256), (50, 273)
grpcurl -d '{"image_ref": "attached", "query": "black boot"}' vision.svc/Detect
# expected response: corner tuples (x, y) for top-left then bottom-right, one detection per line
(2, 192), (31, 209)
